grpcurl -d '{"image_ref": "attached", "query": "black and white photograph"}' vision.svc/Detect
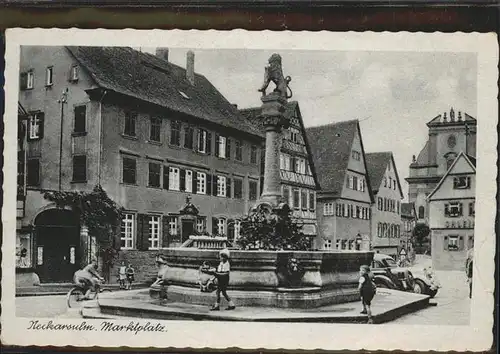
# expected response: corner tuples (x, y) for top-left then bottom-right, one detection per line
(2, 29), (497, 351)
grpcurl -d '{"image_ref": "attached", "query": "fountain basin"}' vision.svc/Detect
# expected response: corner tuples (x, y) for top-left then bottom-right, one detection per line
(150, 248), (373, 308)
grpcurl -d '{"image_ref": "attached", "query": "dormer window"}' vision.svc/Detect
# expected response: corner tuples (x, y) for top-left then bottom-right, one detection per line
(453, 176), (471, 189)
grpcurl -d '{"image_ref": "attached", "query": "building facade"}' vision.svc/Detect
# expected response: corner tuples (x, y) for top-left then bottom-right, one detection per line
(405, 108), (477, 224)
(400, 202), (417, 253)
(241, 102), (320, 244)
(17, 46), (264, 283)
(307, 120), (374, 251)
(427, 152), (475, 270)
(365, 152), (404, 257)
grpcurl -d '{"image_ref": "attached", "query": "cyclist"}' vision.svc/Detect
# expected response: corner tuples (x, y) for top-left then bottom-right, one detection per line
(73, 259), (105, 299)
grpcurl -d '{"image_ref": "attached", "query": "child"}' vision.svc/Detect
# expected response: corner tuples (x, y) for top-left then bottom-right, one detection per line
(358, 265), (376, 324)
(125, 263), (135, 290)
(118, 261), (127, 289)
(207, 249), (235, 311)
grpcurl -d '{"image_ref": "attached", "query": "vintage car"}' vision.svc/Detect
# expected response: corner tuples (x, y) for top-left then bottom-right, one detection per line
(371, 253), (415, 292)
(372, 253), (440, 297)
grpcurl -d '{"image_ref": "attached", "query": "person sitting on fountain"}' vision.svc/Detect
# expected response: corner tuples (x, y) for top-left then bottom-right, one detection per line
(73, 258), (105, 300)
(205, 249), (236, 311)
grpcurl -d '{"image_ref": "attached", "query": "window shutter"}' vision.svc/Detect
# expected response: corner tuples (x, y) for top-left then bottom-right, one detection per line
(226, 138), (231, 159)
(38, 113), (45, 140)
(162, 216), (170, 248)
(459, 203), (463, 216)
(141, 215), (151, 250)
(193, 173), (198, 193)
(163, 166), (169, 189)
(206, 174), (212, 195)
(20, 72), (28, 90)
(212, 217), (218, 235)
(227, 219), (235, 243)
(136, 214), (144, 250)
(180, 169), (186, 191)
(226, 177), (231, 198)
(206, 132), (212, 155)
(443, 236), (448, 251)
(215, 134), (220, 157)
(213, 175), (218, 196)
(194, 129), (199, 151)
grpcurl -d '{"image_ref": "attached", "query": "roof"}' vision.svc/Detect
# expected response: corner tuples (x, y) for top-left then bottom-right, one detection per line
(412, 139), (430, 166)
(365, 152), (392, 192)
(240, 101), (320, 189)
(67, 46), (263, 138)
(401, 202), (416, 217)
(305, 120), (375, 201)
(427, 151), (476, 200)
(427, 108), (477, 127)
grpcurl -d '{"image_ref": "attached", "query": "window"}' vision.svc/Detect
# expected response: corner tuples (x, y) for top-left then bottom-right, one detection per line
(453, 176), (471, 189)
(469, 202), (475, 217)
(447, 235), (459, 251)
(309, 192), (315, 212)
(72, 155), (87, 182)
(418, 206), (425, 219)
(74, 105), (86, 133)
(21, 70), (34, 90)
(352, 150), (361, 161)
(283, 186), (290, 204)
(249, 180), (258, 200)
(70, 65), (79, 81)
(217, 218), (226, 236)
(234, 178), (243, 199)
(196, 217), (206, 233)
(197, 172), (206, 194)
(184, 126), (194, 149)
(148, 215), (161, 250)
(169, 167), (180, 191)
(378, 197), (382, 210)
(168, 217), (178, 237)
(150, 116), (161, 142)
(341, 240), (347, 250)
(185, 170), (193, 193)
(290, 128), (300, 143)
(120, 214), (135, 249)
(323, 202), (334, 216)
(217, 176), (227, 197)
(198, 129), (209, 153)
(124, 111), (137, 137)
(28, 112), (44, 141)
(335, 240), (341, 250)
(122, 157), (137, 184)
(27, 158), (40, 186)
(348, 175), (354, 189)
(293, 189), (300, 210)
(45, 66), (53, 86)
(397, 201), (400, 214)
(170, 120), (181, 146)
(216, 135), (227, 158)
(301, 190), (308, 210)
(234, 220), (241, 240)
(250, 145), (258, 164)
(148, 162), (161, 188)
(235, 140), (243, 161)
(324, 239), (332, 250)
(444, 202), (463, 217)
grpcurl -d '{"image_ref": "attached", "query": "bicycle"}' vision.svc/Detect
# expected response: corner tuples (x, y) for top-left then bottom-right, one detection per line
(66, 279), (112, 308)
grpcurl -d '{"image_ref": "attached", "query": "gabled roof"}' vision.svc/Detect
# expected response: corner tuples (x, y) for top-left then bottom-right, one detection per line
(306, 120), (374, 202)
(240, 101), (320, 189)
(427, 151), (476, 200)
(67, 46), (263, 139)
(365, 152), (404, 199)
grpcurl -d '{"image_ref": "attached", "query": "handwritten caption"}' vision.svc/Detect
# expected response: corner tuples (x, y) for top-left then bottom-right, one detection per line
(27, 320), (167, 335)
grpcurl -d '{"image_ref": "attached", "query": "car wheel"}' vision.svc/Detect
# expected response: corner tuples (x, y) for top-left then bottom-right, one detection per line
(413, 279), (427, 294)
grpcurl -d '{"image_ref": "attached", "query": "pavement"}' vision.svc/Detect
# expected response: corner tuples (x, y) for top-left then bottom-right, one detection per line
(16, 283), (149, 297)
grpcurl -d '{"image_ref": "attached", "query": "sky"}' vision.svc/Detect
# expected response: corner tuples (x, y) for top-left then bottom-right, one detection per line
(141, 47), (477, 201)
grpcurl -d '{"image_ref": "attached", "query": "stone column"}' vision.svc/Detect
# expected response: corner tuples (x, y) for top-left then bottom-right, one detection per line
(259, 93), (288, 207)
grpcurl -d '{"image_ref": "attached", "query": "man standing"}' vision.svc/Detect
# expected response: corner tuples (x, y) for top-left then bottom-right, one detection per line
(466, 248), (474, 299)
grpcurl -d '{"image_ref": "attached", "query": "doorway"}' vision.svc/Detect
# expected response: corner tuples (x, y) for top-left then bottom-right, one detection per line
(181, 220), (194, 243)
(35, 209), (80, 283)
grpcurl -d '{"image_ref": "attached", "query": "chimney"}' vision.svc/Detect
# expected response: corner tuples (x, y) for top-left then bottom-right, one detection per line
(186, 50), (195, 85)
(155, 48), (169, 62)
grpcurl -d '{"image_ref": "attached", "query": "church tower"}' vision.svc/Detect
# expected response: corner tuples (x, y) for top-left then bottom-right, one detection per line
(405, 108), (477, 223)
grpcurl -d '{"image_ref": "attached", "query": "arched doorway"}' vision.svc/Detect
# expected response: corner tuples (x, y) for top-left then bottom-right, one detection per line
(34, 209), (80, 283)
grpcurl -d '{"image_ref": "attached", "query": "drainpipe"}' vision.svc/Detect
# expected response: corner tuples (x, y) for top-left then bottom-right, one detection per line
(97, 90), (108, 186)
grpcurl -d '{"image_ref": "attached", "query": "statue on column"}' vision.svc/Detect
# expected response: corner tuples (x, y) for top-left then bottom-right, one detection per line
(258, 53), (293, 100)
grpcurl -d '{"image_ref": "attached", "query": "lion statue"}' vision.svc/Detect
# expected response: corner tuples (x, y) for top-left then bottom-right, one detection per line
(258, 53), (292, 99)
